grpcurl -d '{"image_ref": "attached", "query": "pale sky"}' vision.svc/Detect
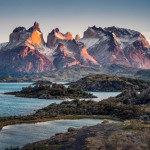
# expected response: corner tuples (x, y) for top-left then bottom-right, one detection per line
(0, 0), (150, 43)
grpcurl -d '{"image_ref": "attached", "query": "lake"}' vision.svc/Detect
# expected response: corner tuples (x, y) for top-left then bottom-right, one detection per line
(0, 83), (120, 116)
(0, 83), (121, 149)
(0, 83), (62, 116)
(0, 118), (119, 149)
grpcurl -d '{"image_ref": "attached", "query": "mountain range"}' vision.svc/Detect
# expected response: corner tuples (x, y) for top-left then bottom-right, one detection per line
(0, 22), (150, 76)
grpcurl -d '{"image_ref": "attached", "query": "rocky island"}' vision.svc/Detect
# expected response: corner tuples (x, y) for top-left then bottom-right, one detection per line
(5, 83), (96, 99)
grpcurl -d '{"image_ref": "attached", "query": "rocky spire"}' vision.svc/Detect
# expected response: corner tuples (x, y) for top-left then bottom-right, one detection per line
(33, 21), (40, 31)
(75, 34), (80, 40)
(28, 21), (40, 32)
(65, 32), (73, 40)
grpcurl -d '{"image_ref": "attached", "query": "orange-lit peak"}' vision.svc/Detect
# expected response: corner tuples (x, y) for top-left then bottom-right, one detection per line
(33, 21), (40, 31)
(51, 29), (73, 40)
(54, 28), (60, 33)
(81, 45), (87, 53)
(75, 34), (80, 40)
(65, 32), (73, 40)
(25, 29), (42, 48)
(31, 30), (42, 45)
(80, 44), (99, 65)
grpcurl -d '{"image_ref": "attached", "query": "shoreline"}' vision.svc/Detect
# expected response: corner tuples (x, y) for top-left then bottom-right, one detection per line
(4, 92), (97, 100)
(0, 115), (121, 131)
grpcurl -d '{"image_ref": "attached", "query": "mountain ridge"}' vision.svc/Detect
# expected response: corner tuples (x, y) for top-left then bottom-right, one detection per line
(0, 22), (150, 76)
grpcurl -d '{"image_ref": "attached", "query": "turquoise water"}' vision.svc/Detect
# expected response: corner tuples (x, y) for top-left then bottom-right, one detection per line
(0, 83), (120, 116)
(87, 91), (120, 101)
(0, 119), (119, 149)
(0, 83), (62, 116)
(0, 83), (120, 149)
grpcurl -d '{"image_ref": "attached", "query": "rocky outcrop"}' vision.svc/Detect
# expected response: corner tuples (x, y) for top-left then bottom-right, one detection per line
(47, 28), (73, 48)
(79, 44), (99, 66)
(65, 32), (73, 40)
(0, 22), (54, 75)
(47, 28), (99, 67)
(1, 23), (150, 76)
(75, 34), (80, 40)
(53, 43), (80, 70)
(79, 26), (150, 69)
(9, 22), (45, 48)
(0, 46), (54, 75)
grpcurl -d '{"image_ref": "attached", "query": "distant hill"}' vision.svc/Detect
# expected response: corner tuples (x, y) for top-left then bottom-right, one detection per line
(69, 74), (150, 91)
(135, 69), (150, 81)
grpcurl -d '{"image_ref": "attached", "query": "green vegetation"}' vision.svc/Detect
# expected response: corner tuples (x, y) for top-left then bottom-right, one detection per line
(5, 83), (96, 99)
(34, 97), (145, 120)
(32, 88), (150, 120)
(1, 88), (150, 131)
(2, 84), (150, 150)
(69, 74), (150, 91)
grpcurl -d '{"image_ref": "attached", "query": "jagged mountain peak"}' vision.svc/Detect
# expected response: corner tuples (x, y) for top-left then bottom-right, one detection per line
(13, 27), (26, 33)
(80, 26), (150, 69)
(75, 34), (80, 40)
(50, 28), (60, 35)
(65, 32), (73, 40)
(28, 21), (41, 33)
(79, 44), (99, 66)
(47, 28), (74, 48)
(48, 28), (73, 40)
(25, 22), (44, 49)
(1, 22), (150, 76)
(53, 43), (80, 70)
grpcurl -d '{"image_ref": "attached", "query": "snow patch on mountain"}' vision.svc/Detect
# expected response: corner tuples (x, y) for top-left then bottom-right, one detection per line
(55, 32), (66, 40)
(78, 38), (99, 49)
(0, 42), (8, 50)
(119, 36), (142, 49)
(38, 46), (55, 61)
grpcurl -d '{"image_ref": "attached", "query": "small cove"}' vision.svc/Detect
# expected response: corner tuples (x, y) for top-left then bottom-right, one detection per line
(0, 118), (119, 149)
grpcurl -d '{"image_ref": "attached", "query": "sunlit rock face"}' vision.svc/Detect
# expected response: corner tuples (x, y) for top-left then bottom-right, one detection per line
(8, 22), (45, 50)
(75, 34), (80, 40)
(0, 46), (54, 75)
(65, 32), (73, 40)
(1, 22), (150, 76)
(47, 28), (99, 67)
(79, 26), (150, 69)
(53, 43), (80, 70)
(80, 45), (99, 66)
(25, 22), (45, 49)
(0, 22), (54, 75)
(47, 28), (73, 48)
